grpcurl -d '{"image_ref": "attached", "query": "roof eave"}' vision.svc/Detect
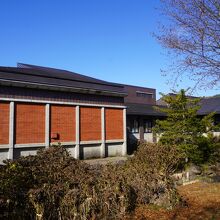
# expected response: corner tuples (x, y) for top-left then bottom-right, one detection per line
(0, 79), (127, 97)
(127, 112), (166, 116)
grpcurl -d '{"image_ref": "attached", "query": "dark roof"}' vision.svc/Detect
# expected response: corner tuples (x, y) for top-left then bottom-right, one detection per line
(127, 97), (220, 117)
(156, 93), (220, 115)
(198, 97), (220, 115)
(0, 63), (126, 97)
(156, 93), (199, 106)
(126, 103), (166, 116)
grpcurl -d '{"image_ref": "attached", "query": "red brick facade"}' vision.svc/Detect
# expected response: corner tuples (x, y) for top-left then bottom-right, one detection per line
(105, 108), (123, 140)
(80, 107), (101, 141)
(51, 105), (76, 142)
(15, 103), (45, 144)
(1, 102), (124, 146)
(0, 102), (9, 145)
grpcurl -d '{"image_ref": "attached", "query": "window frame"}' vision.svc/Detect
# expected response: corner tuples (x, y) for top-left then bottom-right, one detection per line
(144, 120), (153, 133)
(130, 118), (139, 133)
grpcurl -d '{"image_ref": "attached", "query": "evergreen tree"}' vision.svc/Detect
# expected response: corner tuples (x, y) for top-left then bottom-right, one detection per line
(154, 89), (215, 163)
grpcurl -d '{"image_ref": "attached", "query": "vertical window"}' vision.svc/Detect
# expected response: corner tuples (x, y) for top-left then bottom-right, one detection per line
(130, 119), (139, 133)
(214, 117), (220, 131)
(144, 120), (152, 133)
(214, 117), (220, 126)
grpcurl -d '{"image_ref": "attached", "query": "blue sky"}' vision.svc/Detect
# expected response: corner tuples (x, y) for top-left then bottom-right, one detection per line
(0, 0), (219, 98)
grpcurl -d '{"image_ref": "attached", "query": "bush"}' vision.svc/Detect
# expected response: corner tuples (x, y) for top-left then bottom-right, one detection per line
(0, 146), (134, 219)
(0, 159), (35, 219)
(0, 143), (182, 219)
(1, 146), (93, 219)
(186, 135), (220, 165)
(123, 143), (183, 208)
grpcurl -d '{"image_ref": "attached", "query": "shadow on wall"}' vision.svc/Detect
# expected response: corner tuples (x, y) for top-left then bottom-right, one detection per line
(127, 130), (138, 155)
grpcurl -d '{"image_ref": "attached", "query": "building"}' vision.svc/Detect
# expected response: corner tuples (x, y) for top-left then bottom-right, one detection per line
(198, 96), (220, 136)
(0, 63), (127, 162)
(0, 63), (219, 163)
(125, 85), (165, 145)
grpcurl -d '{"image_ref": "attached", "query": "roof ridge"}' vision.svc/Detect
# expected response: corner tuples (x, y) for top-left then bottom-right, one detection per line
(0, 66), (124, 89)
(17, 63), (119, 86)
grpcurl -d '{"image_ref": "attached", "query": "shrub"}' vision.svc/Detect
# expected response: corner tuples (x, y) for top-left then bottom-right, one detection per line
(123, 143), (183, 208)
(0, 146), (135, 219)
(187, 135), (220, 165)
(0, 146), (93, 219)
(0, 143), (182, 219)
(0, 159), (35, 219)
(58, 164), (135, 219)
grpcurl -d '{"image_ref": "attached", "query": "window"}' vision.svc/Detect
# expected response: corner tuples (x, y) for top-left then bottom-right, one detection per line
(214, 117), (220, 131)
(130, 119), (139, 133)
(136, 91), (153, 99)
(214, 117), (220, 126)
(144, 120), (152, 133)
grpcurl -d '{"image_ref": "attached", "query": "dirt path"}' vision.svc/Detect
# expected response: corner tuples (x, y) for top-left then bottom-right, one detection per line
(127, 182), (220, 220)
(85, 156), (127, 165)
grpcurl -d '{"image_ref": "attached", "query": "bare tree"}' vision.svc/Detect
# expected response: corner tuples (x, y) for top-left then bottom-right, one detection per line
(156, 0), (220, 90)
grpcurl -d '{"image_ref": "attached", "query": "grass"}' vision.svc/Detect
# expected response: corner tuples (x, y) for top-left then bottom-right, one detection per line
(126, 182), (220, 220)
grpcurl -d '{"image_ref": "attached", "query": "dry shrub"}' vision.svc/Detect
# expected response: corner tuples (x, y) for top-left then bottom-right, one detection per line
(1, 146), (94, 219)
(26, 146), (95, 219)
(123, 143), (183, 208)
(0, 143), (182, 219)
(0, 159), (35, 219)
(94, 164), (136, 218)
(0, 146), (135, 219)
(60, 164), (135, 220)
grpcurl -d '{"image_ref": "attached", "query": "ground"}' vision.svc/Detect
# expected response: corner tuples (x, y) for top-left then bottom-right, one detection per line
(85, 156), (127, 165)
(127, 182), (220, 220)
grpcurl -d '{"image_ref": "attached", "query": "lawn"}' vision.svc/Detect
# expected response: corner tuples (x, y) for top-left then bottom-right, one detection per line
(127, 182), (220, 220)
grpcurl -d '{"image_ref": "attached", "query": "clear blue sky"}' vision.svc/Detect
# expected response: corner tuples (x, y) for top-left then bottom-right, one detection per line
(0, 0), (218, 98)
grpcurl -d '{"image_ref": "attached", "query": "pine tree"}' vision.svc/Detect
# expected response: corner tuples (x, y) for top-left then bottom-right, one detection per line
(154, 89), (214, 162)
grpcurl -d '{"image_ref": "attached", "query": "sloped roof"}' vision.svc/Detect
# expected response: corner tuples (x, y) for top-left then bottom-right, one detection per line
(156, 93), (220, 115)
(126, 103), (166, 116)
(156, 93), (199, 106)
(198, 97), (220, 115)
(0, 63), (126, 97)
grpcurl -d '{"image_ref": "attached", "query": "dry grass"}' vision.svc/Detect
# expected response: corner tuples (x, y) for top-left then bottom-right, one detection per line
(127, 182), (220, 220)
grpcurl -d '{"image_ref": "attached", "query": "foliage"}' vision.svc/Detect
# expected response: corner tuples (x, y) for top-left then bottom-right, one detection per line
(0, 143), (182, 219)
(192, 135), (220, 164)
(156, 0), (220, 90)
(124, 142), (183, 208)
(154, 89), (215, 164)
(0, 146), (93, 219)
(0, 160), (35, 219)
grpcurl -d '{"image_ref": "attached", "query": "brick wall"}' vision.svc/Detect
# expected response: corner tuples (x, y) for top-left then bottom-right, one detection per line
(105, 108), (123, 140)
(80, 107), (101, 141)
(0, 102), (9, 145)
(15, 103), (45, 144)
(50, 105), (76, 142)
(2, 101), (124, 146)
